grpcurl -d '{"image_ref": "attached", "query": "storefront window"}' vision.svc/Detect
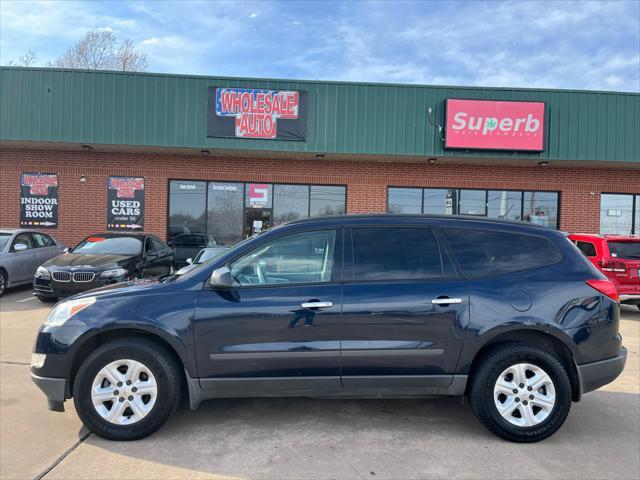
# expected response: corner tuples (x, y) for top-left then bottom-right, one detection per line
(600, 194), (634, 235)
(423, 189), (457, 215)
(487, 191), (522, 221)
(310, 186), (346, 217)
(244, 183), (273, 209)
(387, 188), (422, 213)
(273, 185), (310, 225)
(459, 190), (486, 216)
(168, 181), (347, 247)
(168, 181), (207, 243)
(388, 187), (559, 228)
(523, 191), (558, 228)
(208, 182), (245, 245)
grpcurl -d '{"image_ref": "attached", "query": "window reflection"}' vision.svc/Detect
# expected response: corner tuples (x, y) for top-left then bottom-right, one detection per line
(310, 186), (346, 216)
(274, 185), (310, 225)
(387, 188), (422, 213)
(487, 191), (522, 221)
(523, 191), (558, 228)
(600, 194), (634, 235)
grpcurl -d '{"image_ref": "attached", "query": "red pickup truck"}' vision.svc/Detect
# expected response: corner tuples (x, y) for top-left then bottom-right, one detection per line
(569, 233), (640, 310)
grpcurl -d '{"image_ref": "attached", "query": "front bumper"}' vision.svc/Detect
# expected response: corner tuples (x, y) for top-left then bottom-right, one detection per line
(577, 347), (627, 396)
(31, 373), (67, 412)
(33, 275), (125, 298)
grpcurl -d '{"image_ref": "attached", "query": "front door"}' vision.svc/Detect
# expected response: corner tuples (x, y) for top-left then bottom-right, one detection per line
(194, 228), (343, 393)
(340, 225), (469, 390)
(243, 208), (272, 239)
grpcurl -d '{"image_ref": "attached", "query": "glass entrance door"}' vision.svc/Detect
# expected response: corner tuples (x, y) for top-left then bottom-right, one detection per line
(244, 208), (272, 238)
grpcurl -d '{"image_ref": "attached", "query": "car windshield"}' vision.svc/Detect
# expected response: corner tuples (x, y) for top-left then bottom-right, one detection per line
(0, 233), (11, 251)
(194, 248), (228, 264)
(608, 241), (640, 260)
(72, 236), (142, 256)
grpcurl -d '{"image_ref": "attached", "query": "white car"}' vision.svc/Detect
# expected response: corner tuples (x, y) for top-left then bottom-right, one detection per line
(0, 229), (66, 296)
(175, 247), (230, 275)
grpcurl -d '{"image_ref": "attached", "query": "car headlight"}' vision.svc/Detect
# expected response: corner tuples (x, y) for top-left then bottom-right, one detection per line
(44, 296), (96, 327)
(100, 268), (128, 279)
(35, 266), (50, 279)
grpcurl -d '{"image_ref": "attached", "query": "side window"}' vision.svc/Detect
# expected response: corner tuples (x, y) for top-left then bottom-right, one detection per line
(33, 233), (55, 248)
(12, 233), (33, 251)
(352, 227), (442, 281)
(441, 228), (563, 277)
(230, 230), (336, 286)
(151, 238), (165, 252)
(145, 238), (155, 253)
(576, 241), (597, 257)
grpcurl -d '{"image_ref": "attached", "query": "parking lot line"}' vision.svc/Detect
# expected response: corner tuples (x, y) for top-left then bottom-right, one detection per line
(16, 296), (37, 303)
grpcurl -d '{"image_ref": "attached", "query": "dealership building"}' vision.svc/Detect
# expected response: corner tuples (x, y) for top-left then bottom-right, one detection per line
(0, 67), (639, 248)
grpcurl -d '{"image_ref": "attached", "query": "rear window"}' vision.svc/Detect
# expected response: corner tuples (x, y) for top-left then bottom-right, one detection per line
(608, 241), (640, 260)
(441, 228), (563, 277)
(352, 227), (442, 281)
(576, 241), (596, 257)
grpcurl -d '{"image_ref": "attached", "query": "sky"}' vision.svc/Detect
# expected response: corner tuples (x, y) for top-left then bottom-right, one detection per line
(1, 0), (639, 92)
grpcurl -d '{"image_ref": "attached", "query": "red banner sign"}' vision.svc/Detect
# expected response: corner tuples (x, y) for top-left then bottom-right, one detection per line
(445, 99), (545, 151)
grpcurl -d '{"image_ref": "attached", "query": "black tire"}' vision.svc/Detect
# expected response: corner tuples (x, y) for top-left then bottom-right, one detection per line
(468, 343), (572, 443)
(0, 269), (6, 296)
(73, 338), (181, 441)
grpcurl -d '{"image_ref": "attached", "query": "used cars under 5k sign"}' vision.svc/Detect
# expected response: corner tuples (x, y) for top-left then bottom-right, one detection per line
(31, 215), (627, 443)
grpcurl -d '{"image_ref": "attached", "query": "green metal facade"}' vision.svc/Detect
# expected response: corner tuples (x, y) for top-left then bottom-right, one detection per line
(1, 67), (638, 163)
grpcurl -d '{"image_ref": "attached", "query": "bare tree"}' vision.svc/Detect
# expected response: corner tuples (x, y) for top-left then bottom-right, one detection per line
(4, 49), (38, 66)
(48, 30), (148, 71)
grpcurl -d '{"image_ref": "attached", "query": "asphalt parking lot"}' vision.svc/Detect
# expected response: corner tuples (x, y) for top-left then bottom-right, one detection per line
(1, 285), (638, 480)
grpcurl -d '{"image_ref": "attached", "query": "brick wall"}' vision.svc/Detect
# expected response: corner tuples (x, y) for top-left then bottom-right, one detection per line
(1, 148), (639, 247)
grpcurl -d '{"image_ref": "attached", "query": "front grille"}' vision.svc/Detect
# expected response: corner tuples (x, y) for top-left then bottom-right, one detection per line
(73, 272), (96, 283)
(52, 271), (71, 282)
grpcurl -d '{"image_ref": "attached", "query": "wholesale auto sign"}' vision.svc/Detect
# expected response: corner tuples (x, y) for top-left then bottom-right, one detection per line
(445, 99), (545, 151)
(207, 87), (308, 141)
(107, 176), (145, 230)
(20, 173), (59, 228)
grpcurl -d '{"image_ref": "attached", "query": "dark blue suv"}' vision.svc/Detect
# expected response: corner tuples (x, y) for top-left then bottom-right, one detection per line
(31, 215), (627, 442)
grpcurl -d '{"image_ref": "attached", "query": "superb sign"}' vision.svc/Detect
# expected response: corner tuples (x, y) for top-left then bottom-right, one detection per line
(207, 87), (308, 141)
(445, 99), (545, 151)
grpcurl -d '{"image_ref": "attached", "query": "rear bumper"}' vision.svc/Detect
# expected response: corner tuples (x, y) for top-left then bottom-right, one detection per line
(619, 294), (640, 305)
(577, 347), (627, 396)
(31, 373), (67, 412)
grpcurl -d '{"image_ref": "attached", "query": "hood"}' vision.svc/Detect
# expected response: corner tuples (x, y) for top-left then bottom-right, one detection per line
(68, 277), (161, 300)
(42, 253), (134, 269)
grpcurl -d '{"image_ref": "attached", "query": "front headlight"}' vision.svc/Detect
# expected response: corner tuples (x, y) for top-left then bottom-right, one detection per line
(35, 266), (50, 279)
(100, 268), (128, 279)
(44, 296), (96, 327)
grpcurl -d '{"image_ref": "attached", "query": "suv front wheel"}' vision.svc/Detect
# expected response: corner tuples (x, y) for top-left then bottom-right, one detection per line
(469, 343), (572, 443)
(73, 338), (181, 440)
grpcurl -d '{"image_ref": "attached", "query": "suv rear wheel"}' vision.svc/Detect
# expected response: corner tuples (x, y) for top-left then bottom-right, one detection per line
(73, 338), (181, 440)
(469, 343), (572, 443)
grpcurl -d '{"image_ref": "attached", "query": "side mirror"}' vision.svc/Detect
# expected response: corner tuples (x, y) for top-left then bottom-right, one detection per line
(63, 247), (69, 254)
(13, 243), (28, 252)
(186, 258), (193, 265)
(210, 266), (233, 289)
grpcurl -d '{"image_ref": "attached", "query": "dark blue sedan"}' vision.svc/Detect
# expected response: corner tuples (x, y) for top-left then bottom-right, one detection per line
(30, 214), (626, 442)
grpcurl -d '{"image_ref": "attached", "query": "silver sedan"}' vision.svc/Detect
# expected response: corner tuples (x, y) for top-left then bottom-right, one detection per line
(0, 229), (66, 296)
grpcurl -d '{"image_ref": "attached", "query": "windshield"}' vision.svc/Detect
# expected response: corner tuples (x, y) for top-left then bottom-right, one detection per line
(0, 233), (11, 251)
(72, 236), (142, 256)
(194, 248), (228, 264)
(608, 241), (640, 260)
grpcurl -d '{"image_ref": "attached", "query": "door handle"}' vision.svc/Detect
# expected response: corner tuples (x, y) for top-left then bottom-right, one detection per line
(431, 298), (463, 305)
(301, 301), (333, 309)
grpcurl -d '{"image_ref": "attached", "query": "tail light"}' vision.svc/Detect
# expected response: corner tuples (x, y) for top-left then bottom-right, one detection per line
(586, 279), (620, 302)
(599, 259), (626, 272)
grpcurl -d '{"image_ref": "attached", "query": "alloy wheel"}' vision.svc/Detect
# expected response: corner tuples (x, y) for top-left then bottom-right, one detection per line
(91, 359), (158, 425)
(493, 363), (556, 427)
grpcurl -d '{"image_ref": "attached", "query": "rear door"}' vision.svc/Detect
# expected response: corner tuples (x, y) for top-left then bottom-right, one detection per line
(340, 225), (469, 390)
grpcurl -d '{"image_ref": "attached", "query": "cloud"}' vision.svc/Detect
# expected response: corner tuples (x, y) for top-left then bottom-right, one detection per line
(1, 0), (638, 92)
